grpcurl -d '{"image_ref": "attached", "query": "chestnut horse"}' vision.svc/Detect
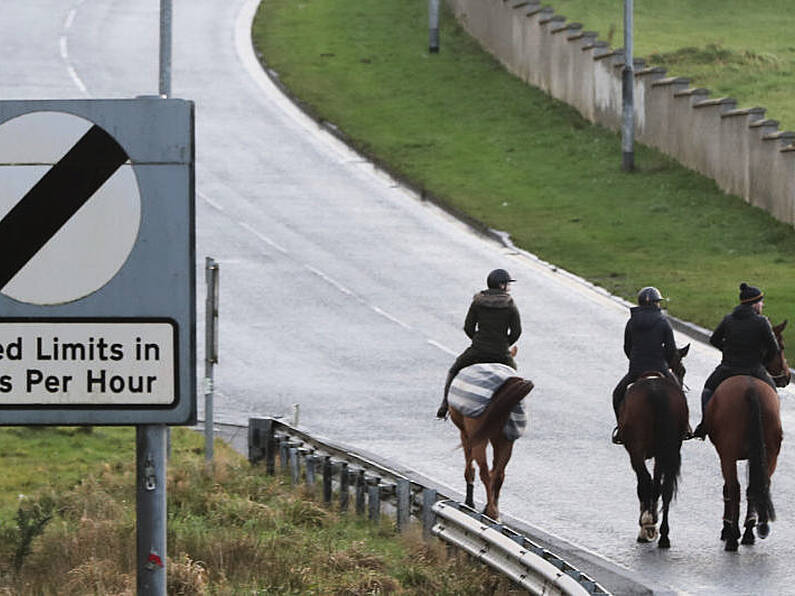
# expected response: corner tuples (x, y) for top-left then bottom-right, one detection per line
(705, 320), (790, 551)
(448, 361), (533, 520)
(617, 344), (690, 548)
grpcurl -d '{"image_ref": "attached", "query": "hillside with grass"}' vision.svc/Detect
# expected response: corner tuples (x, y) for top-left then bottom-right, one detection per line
(253, 0), (795, 347)
(546, 0), (795, 131)
(0, 427), (519, 593)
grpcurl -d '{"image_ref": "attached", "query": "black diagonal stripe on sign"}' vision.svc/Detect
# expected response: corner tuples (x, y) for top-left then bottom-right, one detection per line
(0, 125), (128, 291)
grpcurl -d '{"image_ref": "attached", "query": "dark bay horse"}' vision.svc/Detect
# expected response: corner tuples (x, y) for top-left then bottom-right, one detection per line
(617, 344), (690, 548)
(448, 362), (533, 520)
(705, 320), (790, 551)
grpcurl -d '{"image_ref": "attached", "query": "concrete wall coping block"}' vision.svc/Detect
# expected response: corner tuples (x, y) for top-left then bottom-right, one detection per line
(673, 87), (710, 98)
(511, 1), (532, 9)
(593, 49), (621, 60)
(693, 97), (737, 109)
(612, 58), (646, 70)
(780, 144), (795, 153)
(526, 5), (553, 17)
(762, 130), (795, 141)
(720, 107), (766, 119)
(539, 14), (566, 25)
(749, 118), (779, 129)
(551, 22), (582, 34)
(582, 40), (609, 51)
(651, 76), (690, 87)
(636, 66), (667, 77)
(568, 30), (598, 41)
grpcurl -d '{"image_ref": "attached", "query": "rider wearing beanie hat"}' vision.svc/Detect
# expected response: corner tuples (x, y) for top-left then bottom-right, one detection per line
(692, 282), (780, 439)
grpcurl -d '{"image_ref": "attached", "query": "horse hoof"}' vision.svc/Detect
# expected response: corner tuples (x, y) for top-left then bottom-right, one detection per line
(741, 531), (755, 546)
(725, 539), (739, 552)
(757, 523), (770, 539)
(658, 536), (671, 549)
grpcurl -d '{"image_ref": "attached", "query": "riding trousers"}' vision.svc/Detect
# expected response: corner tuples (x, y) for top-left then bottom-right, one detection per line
(703, 364), (776, 393)
(612, 369), (679, 419)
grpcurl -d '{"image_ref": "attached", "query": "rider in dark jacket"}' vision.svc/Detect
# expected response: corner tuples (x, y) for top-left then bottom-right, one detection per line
(436, 269), (522, 419)
(692, 282), (780, 439)
(611, 286), (679, 444)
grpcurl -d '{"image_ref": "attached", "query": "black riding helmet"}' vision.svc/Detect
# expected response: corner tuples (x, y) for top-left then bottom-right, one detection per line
(637, 286), (664, 306)
(487, 269), (515, 289)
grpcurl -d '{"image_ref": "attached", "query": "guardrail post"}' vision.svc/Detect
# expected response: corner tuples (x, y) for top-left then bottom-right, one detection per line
(339, 462), (349, 512)
(289, 446), (299, 485)
(322, 456), (332, 505)
(355, 469), (366, 515)
(305, 453), (316, 487)
(248, 417), (273, 467)
(422, 488), (437, 539)
(279, 438), (288, 475)
(368, 478), (381, 523)
(396, 478), (410, 532)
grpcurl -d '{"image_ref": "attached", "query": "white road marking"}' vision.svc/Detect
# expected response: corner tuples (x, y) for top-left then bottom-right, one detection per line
(239, 221), (289, 254)
(303, 264), (353, 296)
(59, 4), (89, 96)
(64, 9), (76, 30)
(426, 339), (457, 356)
(371, 305), (412, 330)
(198, 191), (225, 212)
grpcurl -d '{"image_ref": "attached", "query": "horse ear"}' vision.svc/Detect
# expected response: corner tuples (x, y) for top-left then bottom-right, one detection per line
(679, 343), (690, 357)
(774, 320), (788, 334)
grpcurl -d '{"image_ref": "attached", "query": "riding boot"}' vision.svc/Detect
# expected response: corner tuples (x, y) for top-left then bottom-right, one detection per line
(692, 388), (714, 440)
(436, 396), (449, 419)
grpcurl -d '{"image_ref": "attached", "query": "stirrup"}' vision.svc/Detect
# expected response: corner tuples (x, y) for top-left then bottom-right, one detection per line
(611, 426), (623, 445)
(691, 422), (707, 441)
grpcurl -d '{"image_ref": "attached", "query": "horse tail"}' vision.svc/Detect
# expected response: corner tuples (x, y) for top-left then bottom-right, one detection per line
(469, 378), (533, 444)
(648, 381), (681, 498)
(746, 386), (775, 522)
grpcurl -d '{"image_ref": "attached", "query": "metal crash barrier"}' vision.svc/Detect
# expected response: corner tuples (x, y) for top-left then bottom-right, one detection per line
(247, 416), (610, 595)
(433, 501), (608, 595)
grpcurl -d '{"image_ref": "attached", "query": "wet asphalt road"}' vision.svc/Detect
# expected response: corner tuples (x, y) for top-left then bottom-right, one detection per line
(3, 1), (795, 593)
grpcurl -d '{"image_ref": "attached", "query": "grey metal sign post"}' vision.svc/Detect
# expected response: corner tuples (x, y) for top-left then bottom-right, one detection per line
(204, 257), (219, 462)
(138, 4), (175, 593)
(429, 0), (440, 53)
(621, 0), (635, 171)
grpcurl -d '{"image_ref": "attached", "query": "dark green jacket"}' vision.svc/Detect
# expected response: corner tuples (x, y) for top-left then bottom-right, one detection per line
(463, 289), (521, 355)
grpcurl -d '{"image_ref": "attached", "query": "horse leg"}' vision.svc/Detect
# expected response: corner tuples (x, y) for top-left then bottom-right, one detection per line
(720, 458), (741, 551)
(631, 452), (657, 543)
(489, 436), (514, 519)
(742, 487), (757, 546)
(471, 441), (495, 519)
(460, 431), (476, 509)
(657, 462), (676, 549)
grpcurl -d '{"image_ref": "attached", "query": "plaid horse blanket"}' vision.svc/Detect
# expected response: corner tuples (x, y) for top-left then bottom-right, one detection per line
(448, 363), (529, 441)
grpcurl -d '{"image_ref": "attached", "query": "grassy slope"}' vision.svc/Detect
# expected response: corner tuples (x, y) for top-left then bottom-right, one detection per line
(254, 0), (795, 345)
(0, 428), (520, 593)
(547, 0), (795, 130)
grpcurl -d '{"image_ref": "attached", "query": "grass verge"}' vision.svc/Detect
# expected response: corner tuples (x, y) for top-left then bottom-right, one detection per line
(253, 0), (795, 347)
(545, 0), (795, 131)
(0, 427), (521, 594)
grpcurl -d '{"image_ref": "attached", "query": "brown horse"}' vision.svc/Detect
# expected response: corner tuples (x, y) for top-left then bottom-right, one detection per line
(448, 364), (533, 520)
(617, 344), (690, 548)
(705, 320), (790, 551)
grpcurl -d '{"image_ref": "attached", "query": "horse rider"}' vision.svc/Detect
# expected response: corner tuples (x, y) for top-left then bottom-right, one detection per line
(436, 268), (522, 419)
(691, 282), (780, 440)
(611, 286), (680, 444)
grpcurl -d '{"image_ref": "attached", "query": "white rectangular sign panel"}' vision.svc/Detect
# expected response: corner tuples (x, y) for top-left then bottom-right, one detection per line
(0, 320), (176, 405)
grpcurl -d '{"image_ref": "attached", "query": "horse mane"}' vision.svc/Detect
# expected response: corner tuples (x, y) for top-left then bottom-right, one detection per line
(469, 378), (533, 444)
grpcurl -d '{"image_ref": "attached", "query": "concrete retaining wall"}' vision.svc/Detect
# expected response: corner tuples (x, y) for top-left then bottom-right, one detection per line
(447, 0), (795, 226)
